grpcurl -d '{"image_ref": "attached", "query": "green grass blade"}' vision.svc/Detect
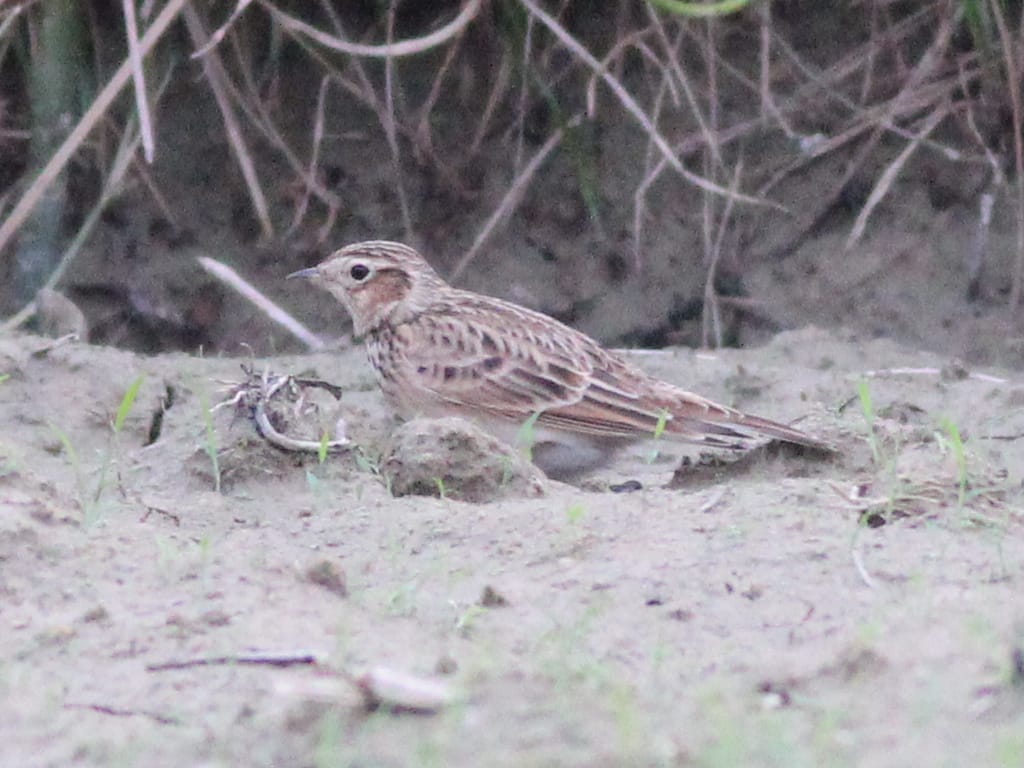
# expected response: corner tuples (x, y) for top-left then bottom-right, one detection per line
(318, 429), (330, 464)
(113, 375), (144, 434)
(516, 411), (543, 461)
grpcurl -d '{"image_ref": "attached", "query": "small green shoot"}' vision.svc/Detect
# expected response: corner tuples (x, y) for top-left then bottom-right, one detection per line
(856, 379), (881, 465)
(0, 374), (9, 384)
(196, 382), (221, 493)
(647, 408), (671, 463)
(516, 411), (542, 461)
(317, 429), (330, 464)
(434, 476), (448, 499)
(938, 416), (969, 511)
(113, 375), (143, 433)
(454, 604), (486, 635)
(353, 446), (378, 474)
(90, 375), (144, 517)
(50, 375), (143, 527)
(352, 446), (389, 496)
(653, 409), (670, 439)
(565, 502), (586, 525)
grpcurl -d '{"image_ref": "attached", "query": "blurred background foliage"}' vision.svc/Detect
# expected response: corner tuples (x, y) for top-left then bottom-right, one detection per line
(0, 0), (1022, 354)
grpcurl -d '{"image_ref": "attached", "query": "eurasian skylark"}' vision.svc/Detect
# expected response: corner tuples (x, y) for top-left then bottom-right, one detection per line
(289, 241), (831, 477)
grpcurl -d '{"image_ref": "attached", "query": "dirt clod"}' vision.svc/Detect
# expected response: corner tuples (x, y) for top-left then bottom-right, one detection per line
(479, 585), (509, 607)
(304, 559), (348, 597)
(381, 417), (545, 503)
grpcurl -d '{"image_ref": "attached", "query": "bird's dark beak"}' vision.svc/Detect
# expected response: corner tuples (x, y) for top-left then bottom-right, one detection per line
(287, 267), (320, 280)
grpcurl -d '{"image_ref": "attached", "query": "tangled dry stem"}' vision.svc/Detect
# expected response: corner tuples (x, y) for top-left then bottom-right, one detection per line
(2, 1), (1023, 331)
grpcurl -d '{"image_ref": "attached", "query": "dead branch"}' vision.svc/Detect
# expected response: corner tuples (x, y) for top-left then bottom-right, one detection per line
(196, 256), (326, 350)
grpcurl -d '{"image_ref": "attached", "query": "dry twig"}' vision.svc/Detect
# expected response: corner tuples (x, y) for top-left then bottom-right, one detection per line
(183, 5), (274, 240)
(260, 0), (483, 58)
(449, 114), (584, 281)
(196, 256), (325, 350)
(519, 0), (771, 207)
(147, 651), (322, 671)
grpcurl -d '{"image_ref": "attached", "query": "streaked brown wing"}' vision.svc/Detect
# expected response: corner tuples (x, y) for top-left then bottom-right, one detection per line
(387, 296), (672, 437)
(387, 293), (829, 449)
(543, 361), (758, 445)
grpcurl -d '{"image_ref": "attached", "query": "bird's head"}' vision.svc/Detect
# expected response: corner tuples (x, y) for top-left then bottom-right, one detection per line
(288, 241), (449, 335)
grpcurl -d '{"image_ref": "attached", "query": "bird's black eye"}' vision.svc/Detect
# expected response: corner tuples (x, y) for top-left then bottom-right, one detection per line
(350, 264), (370, 281)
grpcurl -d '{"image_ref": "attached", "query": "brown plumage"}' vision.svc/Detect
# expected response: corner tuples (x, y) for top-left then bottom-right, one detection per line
(289, 241), (832, 477)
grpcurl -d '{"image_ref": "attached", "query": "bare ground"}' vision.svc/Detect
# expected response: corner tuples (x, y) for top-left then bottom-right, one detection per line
(1, 326), (1022, 767)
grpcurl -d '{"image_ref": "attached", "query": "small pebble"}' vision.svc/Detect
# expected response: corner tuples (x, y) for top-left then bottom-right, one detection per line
(610, 479), (643, 493)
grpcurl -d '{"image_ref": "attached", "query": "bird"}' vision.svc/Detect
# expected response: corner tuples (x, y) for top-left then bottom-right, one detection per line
(288, 240), (832, 478)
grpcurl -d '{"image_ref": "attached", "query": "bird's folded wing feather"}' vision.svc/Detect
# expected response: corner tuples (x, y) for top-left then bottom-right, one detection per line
(390, 303), (747, 442)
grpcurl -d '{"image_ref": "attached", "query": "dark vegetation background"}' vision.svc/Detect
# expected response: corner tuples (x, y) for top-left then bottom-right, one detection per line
(2, 0), (1024, 362)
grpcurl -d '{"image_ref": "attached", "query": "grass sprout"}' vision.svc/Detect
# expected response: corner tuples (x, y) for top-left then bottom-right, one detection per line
(90, 374), (144, 516)
(565, 502), (586, 524)
(937, 416), (969, 511)
(48, 374), (144, 527)
(516, 411), (542, 462)
(196, 381), (222, 493)
(856, 379), (881, 465)
(317, 429), (331, 464)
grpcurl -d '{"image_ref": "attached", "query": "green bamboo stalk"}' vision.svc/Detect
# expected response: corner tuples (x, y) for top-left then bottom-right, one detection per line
(14, 0), (89, 305)
(0, 0), (189, 299)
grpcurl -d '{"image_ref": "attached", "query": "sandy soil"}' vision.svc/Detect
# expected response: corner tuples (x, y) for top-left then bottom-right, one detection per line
(1, 326), (1022, 767)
